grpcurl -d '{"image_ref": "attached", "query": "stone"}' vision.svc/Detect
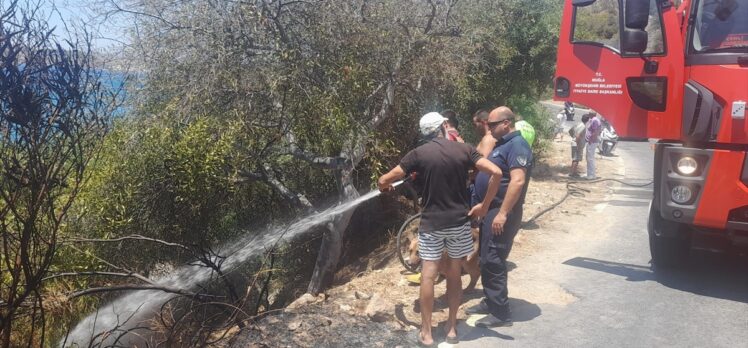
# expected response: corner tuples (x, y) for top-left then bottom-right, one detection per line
(286, 293), (319, 311)
(265, 315), (281, 325)
(339, 304), (353, 312)
(318, 316), (333, 326)
(287, 321), (302, 331)
(365, 293), (394, 323)
(354, 291), (371, 300)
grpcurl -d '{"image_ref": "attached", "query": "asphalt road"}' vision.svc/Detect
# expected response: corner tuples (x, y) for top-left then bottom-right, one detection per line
(454, 106), (748, 347)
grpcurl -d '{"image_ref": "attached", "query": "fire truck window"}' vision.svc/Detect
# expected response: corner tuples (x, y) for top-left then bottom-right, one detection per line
(627, 77), (667, 111)
(572, 0), (665, 55)
(693, 0), (748, 51)
(633, 0), (665, 54)
(572, 0), (621, 51)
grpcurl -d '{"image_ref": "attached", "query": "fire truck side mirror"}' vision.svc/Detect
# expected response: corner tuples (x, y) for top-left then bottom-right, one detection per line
(624, 0), (651, 30)
(621, 28), (649, 53)
(572, 0), (596, 6)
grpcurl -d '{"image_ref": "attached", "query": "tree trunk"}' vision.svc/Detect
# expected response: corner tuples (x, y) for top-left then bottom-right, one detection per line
(307, 209), (355, 295)
(307, 166), (359, 295)
(306, 63), (398, 295)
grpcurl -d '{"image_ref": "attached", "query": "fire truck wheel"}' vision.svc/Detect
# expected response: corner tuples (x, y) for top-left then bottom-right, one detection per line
(648, 205), (690, 268)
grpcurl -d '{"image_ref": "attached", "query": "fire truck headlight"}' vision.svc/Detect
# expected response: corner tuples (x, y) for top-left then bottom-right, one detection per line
(676, 156), (698, 175)
(671, 185), (693, 204)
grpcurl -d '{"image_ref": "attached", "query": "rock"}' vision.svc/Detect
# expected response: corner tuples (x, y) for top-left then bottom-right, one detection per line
(339, 304), (353, 312)
(365, 293), (394, 322)
(354, 291), (371, 300)
(318, 316), (333, 326)
(287, 321), (302, 331)
(265, 315), (281, 325)
(286, 293), (322, 311)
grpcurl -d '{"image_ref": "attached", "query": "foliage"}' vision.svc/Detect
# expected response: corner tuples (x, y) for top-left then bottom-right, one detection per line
(0, 1), (118, 346)
(31, 0), (565, 344)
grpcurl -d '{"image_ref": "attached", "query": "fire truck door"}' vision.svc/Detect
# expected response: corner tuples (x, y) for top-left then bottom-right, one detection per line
(554, 0), (683, 139)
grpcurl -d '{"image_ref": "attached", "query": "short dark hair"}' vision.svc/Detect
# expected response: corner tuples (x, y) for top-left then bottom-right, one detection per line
(581, 114), (590, 123)
(473, 108), (490, 121)
(442, 109), (459, 128)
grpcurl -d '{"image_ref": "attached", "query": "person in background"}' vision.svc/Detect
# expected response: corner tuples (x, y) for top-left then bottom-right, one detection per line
(465, 106), (532, 328)
(472, 108), (496, 157)
(442, 109), (465, 143)
(514, 116), (536, 149)
(569, 114), (590, 177)
(555, 108), (566, 140)
(585, 111), (602, 180)
(378, 112), (502, 346)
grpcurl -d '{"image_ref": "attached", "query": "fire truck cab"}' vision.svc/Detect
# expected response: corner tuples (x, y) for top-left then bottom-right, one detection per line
(554, 0), (748, 266)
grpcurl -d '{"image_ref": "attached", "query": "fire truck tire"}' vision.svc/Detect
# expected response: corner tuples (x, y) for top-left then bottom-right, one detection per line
(648, 205), (690, 268)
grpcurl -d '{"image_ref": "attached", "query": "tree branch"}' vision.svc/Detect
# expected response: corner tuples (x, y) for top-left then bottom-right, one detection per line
(67, 285), (221, 300)
(43, 271), (154, 284)
(64, 234), (191, 251)
(260, 164), (313, 209)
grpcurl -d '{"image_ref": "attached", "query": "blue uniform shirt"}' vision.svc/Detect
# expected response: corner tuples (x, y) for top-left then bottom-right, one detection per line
(473, 130), (533, 210)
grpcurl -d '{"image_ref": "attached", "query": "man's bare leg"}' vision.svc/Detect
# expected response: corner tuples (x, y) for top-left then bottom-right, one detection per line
(444, 256), (463, 339)
(420, 260), (439, 345)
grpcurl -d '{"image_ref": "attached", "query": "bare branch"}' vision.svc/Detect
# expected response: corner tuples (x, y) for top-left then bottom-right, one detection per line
(67, 285), (221, 301)
(42, 271), (154, 284)
(65, 235), (191, 251)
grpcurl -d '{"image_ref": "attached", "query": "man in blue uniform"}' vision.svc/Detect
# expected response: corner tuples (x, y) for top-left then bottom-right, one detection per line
(466, 106), (533, 327)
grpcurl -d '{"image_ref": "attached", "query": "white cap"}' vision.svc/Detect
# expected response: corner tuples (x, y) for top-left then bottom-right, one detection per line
(419, 112), (447, 135)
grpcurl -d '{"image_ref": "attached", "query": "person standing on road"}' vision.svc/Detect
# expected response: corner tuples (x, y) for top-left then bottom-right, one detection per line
(569, 114), (590, 177)
(585, 111), (603, 180)
(465, 106), (533, 328)
(555, 108), (566, 140)
(378, 112), (503, 346)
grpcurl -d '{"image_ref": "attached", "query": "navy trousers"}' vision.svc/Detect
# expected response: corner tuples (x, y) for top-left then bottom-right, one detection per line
(479, 207), (523, 320)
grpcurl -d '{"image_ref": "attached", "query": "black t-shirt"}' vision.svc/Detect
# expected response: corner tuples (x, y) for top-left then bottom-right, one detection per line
(399, 138), (482, 232)
(474, 131), (533, 212)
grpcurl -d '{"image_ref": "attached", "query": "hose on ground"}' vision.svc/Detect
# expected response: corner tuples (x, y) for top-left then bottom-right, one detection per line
(521, 178), (654, 229)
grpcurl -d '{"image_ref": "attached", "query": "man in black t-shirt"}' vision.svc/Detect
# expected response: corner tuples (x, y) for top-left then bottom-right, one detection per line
(378, 112), (502, 346)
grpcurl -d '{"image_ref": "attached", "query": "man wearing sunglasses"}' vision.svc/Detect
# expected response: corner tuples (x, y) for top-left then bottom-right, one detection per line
(466, 106), (533, 328)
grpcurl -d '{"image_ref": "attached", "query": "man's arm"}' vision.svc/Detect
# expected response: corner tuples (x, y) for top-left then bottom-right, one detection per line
(575, 127), (585, 146)
(476, 134), (497, 158)
(468, 158), (502, 218)
(492, 167), (527, 235)
(377, 165), (407, 192)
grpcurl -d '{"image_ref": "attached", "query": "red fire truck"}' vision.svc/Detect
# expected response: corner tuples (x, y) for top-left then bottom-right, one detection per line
(554, 0), (748, 266)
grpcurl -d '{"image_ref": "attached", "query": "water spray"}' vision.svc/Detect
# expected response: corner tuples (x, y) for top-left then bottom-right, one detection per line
(64, 179), (405, 346)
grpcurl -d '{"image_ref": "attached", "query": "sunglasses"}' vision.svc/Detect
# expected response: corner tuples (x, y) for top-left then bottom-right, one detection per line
(487, 119), (509, 129)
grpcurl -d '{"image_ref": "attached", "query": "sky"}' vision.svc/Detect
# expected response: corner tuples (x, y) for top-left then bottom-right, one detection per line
(42, 0), (128, 49)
